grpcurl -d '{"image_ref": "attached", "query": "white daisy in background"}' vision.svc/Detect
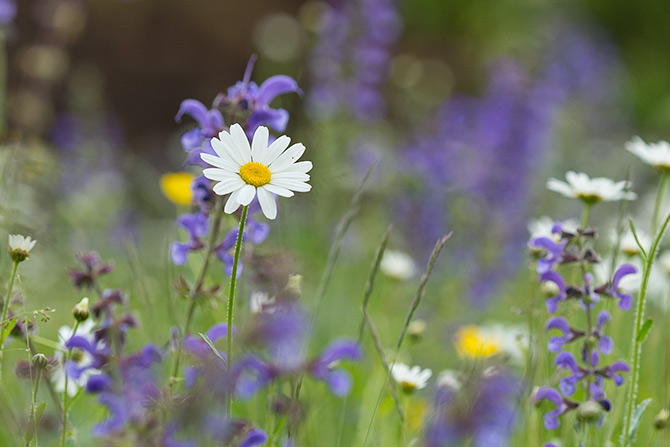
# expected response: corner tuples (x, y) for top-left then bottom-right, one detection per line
(527, 216), (579, 241)
(249, 291), (276, 314)
(546, 171), (637, 204)
(7, 234), (36, 262)
(436, 369), (461, 390)
(380, 250), (417, 280)
(52, 319), (98, 396)
(390, 362), (432, 393)
(625, 136), (670, 172)
(201, 124), (312, 220)
(615, 229), (651, 257)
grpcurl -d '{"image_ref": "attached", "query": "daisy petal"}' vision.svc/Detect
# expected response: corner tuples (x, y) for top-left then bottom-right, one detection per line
(270, 179), (312, 192)
(211, 138), (239, 165)
(230, 124), (252, 163)
(251, 126), (269, 162)
(237, 184), (257, 206)
(261, 135), (291, 166)
(284, 161), (313, 174)
(269, 143), (306, 172)
(203, 168), (238, 182)
(271, 172), (311, 182)
(263, 183), (294, 198)
(213, 178), (245, 195)
(201, 153), (240, 171)
(257, 187), (277, 220)
(225, 192), (241, 214)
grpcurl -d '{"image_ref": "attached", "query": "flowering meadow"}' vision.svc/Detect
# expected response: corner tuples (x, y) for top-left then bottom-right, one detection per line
(2, 1), (670, 446)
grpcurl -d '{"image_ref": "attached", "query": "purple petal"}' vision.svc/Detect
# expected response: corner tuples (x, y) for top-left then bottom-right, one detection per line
(559, 375), (579, 396)
(171, 242), (191, 266)
(91, 393), (128, 437)
(175, 99), (209, 127)
(239, 428), (267, 447)
(612, 264), (637, 287)
(206, 323), (232, 342)
(255, 75), (301, 106)
(86, 374), (114, 393)
(617, 292), (633, 311)
(326, 370), (352, 396)
(597, 310), (611, 328)
(544, 409), (561, 430)
(540, 271), (566, 294)
(555, 351), (579, 373)
(535, 386), (563, 406)
(546, 317), (570, 334)
(548, 336), (567, 353)
(598, 336), (613, 355)
(317, 340), (362, 365)
(247, 109), (290, 133)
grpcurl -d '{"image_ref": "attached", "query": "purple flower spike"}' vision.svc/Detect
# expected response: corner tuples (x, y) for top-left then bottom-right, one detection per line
(308, 339), (361, 396)
(546, 317), (571, 352)
(91, 393), (129, 437)
(530, 237), (566, 274)
(610, 264), (637, 310)
(535, 387), (567, 430)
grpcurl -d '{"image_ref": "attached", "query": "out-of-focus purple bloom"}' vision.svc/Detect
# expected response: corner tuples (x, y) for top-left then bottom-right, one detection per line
(67, 252), (114, 291)
(0, 0), (16, 26)
(531, 237), (566, 274)
(175, 99), (225, 167)
(596, 310), (613, 354)
(546, 316), (583, 352)
(239, 428), (267, 447)
(88, 344), (164, 437)
(171, 212), (208, 265)
(308, 339), (361, 396)
(555, 351), (583, 396)
(424, 369), (521, 447)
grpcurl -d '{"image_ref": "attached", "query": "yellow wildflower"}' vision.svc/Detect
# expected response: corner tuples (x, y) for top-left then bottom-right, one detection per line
(453, 325), (501, 359)
(160, 172), (195, 205)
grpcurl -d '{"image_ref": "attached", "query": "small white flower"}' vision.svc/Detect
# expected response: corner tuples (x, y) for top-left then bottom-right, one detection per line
(249, 291), (276, 314)
(201, 124), (312, 220)
(52, 319), (98, 397)
(390, 362), (432, 393)
(625, 136), (670, 171)
(7, 234), (36, 262)
(436, 369), (461, 390)
(527, 216), (579, 241)
(546, 171), (637, 204)
(380, 250), (417, 280)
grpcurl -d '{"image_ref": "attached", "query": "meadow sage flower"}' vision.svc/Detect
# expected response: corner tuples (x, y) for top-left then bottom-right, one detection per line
(52, 319), (98, 396)
(625, 136), (670, 172)
(390, 362), (432, 393)
(202, 124), (312, 220)
(7, 234), (36, 262)
(546, 171), (637, 203)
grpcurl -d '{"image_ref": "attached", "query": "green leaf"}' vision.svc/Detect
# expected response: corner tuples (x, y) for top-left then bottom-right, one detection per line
(627, 398), (652, 443)
(637, 319), (653, 343)
(23, 402), (46, 443)
(0, 316), (17, 345)
(629, 218), (648, 259)
(198, 332), (227, 366)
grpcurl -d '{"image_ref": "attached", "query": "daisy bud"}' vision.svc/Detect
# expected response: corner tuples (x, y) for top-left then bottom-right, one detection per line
(577, 400), (601, 423)
(286, 274), (302, 296)
(408, 319), (427, 342)
(72, 297), (90, 322)
(654, 409), (670, 430)
(31, 353), (48, 370)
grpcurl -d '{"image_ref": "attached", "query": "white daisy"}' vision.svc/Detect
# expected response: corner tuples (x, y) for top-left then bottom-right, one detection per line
(390, 362), (432, 393)
(380, 250), (417, 280)
(616, 229), (651, 257)
(625, 136), (670, 171)
(201, 124), (312, 220)
(52, 319), (98, 396)
(527, 216), (579, 241)
(7, 234), (36, 262)
(546, 171), (637, 204)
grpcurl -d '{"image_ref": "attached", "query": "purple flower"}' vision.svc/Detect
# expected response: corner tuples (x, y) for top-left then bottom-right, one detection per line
(0, 0), (16, 26)
(531, 237), (566, 274)
(540, 271), (567, 313)
(596, 310), (613, 354)
(546, 316), (582, 352)
(555, 351), (583, 396)
(609, 264), (637, 310)
(308, 339), (361, 396)
(67, 252), (114, 291)
(175, 99), (225, 166)
(598, 361), (629, 386)
(171, 212), (208, 265)
(535, 387), (569, 430)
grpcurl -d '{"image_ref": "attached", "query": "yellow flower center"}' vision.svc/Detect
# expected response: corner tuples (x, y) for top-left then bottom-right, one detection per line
(575, 192), (602, 204)
(454, 325), (501, 359)
(239, 161), (271, 187)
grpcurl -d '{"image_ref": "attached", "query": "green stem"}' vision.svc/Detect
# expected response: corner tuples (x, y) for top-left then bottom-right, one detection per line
(0, 260), (20, 379)
(652, 173), (669, 234)
(226, 205), (248, 416)
(26, 368), (42, 447)
(0, 28), (7, 140)
(621, 208), (670, 447)
(61, 320), (80, 447)
(580, 203), (593, 229)
(170, 196), (225, 385)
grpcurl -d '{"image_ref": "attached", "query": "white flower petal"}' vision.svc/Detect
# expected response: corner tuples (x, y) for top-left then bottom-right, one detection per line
(251, 126), (269, 162)
(230, 124), (252, 163)
(269, 143), (306, 172)
(201, 153), (240, 171)
(261, 135), (291, 166)
(270, 179), (312, 192)
(224, 191), (242, 214)
(203, 168), (238, 182)
(284, 161), (313, 174)
(237, 184), (257, 206)
(210, 137), (239, 165)
(213, 178), (245, 195)
(263, 183), (294, 198)
(257, 187), (277, 220)
(271, 172), (311, 182)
